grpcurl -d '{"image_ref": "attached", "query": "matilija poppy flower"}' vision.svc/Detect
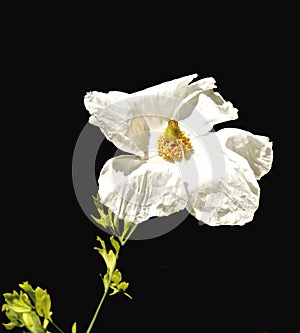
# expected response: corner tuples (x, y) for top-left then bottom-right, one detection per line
(84, 74), (273, 226)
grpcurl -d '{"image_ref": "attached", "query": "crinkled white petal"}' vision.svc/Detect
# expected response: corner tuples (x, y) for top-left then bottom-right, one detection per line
(123, 75), (218, 130)
(84, 74), (218, 157)
(184, 133), (260, 226)
(216, 128), (273, 180)
(85, 90), (129, 114)
(178, 89), (239, 136)
(134, 74), (216, 100)
(97, 155), (188, 223)
(85, 91), (150, 157)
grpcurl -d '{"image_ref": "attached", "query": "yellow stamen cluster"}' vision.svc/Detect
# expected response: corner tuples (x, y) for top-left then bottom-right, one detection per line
(157, 120), (192, 161)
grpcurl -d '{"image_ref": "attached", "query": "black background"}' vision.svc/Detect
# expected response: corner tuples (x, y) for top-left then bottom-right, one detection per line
(1, 3), (293, 333)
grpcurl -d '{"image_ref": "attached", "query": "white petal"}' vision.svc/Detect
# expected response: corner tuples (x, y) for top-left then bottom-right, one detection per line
(84, 75), (217, 156)
(199, 90), (239, 126)
(134, 74), (216, 99)
(85, 90), (129, 115)
(178, 89), (238, 136)
(216, 128), (273, 180)
(98, 155), (188, 223)
(85, 91), (151, 157)
(185, 133), (260, 226)
(134, 75), (218, 124)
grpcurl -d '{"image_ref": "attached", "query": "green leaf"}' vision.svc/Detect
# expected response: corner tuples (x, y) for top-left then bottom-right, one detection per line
(122, 220), (132, 238)
(102, 272), (109, 290)
(107, 208), (113, 225)
(118, 281), (129, 292)
(92, 193), (102, 209)
(3, 291), (20, 303)
(71, 322), (77, 333)
(119, 220), (137, 243)
(40, 295), (51, 319)
(113, 213), (119, 231)
(106, 250), (116, 272)
(109, 285), (120, 296)
(110, 236), (120, 254)
(124, 292), (133, 300)
(92, 211), (110, 228)
(7, 292), (32, 313)
(22, 312), (44, 333)
(92, 196), (123, 235)
(109, 275), (133, 299)
(2, 302), (23, 330)
(91, 214), (103, 225)
(35, 288), (51, 319)
(91, 202), (113, 229)
(106, 209), (120, 237)
(98, 208), (111, 227)
(2, 303), (8, 311)
(42, 318), (49, 329)
(118, 281), (132, 299)
(3, 321), (19, 330)
(3, 307), (20, 322)
(19, 282), (36, 305)
(94, 237), (117, 273)
(111, 269), (122, 285)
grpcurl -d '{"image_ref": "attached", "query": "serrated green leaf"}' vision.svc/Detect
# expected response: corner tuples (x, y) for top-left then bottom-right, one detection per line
(111, 269), (122, 285)
(98, 208), (111, 227)
(8, 297), (32, 313)
(19, 282), (36, 305)
(35, 288), (51, 319)
(92, 193), (102, 209)
(110, 236), (120, 254)
(91, 211), (110, 229)
(91, 214), (103, 225)
(94, 237), (117, 273)
(96, 236), (106, 251)
(22, 312), (44, 333)
(92, 196), (125, 235)
(3, 291), (20, 303)
(71, 322), (77, 333)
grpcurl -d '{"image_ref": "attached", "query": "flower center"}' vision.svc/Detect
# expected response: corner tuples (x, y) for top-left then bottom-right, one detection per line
(157, 119), (192, 161)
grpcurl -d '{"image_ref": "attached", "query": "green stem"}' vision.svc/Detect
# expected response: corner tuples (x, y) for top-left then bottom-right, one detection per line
(86, 244), (120, 333)
(86, 224), (138, 333)
(85, 281), (111, 333)
(120, 224), (138, 246)
(50, 319), (65, 333)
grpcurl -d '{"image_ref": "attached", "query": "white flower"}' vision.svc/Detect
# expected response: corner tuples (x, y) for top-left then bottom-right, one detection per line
(84, 74), (273, 226)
